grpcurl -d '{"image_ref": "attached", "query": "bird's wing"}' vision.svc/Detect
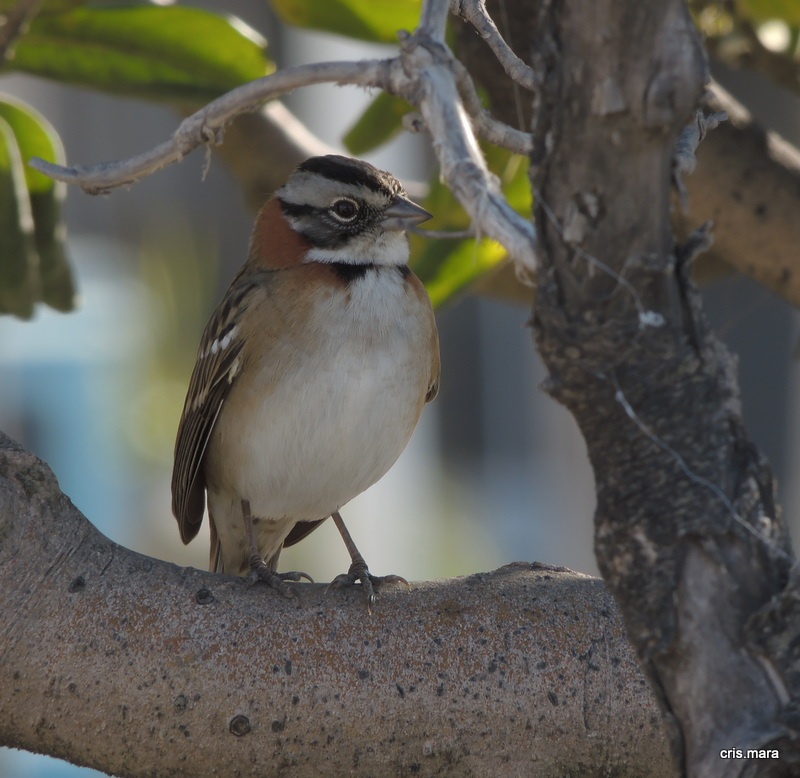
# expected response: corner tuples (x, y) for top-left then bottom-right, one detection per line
(426, 350), (440, 403)
(425, 302), (441, 405)
(282, 519), (328, 548)
(171, 277), (257, 544)
(405, 270), (440, 404)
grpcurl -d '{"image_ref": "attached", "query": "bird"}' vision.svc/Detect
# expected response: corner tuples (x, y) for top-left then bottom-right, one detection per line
(171, 154), (440, 605)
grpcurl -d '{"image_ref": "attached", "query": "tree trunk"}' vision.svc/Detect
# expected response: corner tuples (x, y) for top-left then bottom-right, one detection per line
(526, 1), (799, 776)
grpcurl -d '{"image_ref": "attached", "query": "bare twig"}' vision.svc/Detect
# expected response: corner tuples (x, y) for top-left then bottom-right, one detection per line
(672, 108), (727, 208)
(30, 0), (537, 272)
(672, 110), (728, 191)
(410, 226), (477, 239)
(674, 109), (728, 178)
(450, 0), (537, 90)
(30, 60), (392, 194)
(451, 56), (533, 153)
(390, 0), (535, 271)
(202, 101), (338, 213)
(0, 0), (42, 63)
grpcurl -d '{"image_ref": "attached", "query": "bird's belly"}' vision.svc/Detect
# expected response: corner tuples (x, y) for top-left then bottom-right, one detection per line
(206, 336), (427, 523)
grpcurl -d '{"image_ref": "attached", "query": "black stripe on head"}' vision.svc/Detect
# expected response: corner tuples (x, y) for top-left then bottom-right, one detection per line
(278, 198), (348, 249)
(278, 200), (319, 220)
(297, 155), (402, 197)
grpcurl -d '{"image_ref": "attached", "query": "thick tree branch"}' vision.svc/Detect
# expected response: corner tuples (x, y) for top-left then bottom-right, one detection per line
(0, 432), (670, 777)
(675, 83), (800, 307)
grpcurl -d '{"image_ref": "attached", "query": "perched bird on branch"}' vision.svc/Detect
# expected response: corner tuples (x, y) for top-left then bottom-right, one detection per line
(171, 155), (440, 605)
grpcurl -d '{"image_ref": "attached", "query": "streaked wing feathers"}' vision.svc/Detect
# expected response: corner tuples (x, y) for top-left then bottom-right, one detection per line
(171, 279), (255, 543)
(425, 311), (441, 404)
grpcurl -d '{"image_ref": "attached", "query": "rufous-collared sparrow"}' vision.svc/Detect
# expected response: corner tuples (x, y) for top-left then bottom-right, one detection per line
(171, 155), (440, 604)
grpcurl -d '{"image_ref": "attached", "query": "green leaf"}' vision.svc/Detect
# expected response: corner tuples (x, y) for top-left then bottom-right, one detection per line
(738, 0), (800, 24)
(0, 95), (76, 313)
(5, 6), (272, 103)
(270, 0), (421, 43)
(0, 116), (37, 319)
(413, 150), (531, 308)
(31, 186), (76, 312)
(420, 237), (508, 309)
(0, 94), (63, 193)
(0, 0), (84, 14)
(343, 92), (409, 154)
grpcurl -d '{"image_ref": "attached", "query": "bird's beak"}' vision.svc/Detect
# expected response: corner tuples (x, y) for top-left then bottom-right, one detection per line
(382, 195), (432, 232)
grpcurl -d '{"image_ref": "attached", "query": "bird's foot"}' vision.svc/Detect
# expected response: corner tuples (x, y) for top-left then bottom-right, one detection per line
(327, 560), (408, 611)
(247, 555), (313, 598)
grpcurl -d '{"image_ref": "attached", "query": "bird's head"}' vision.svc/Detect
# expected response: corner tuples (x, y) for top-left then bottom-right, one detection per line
(272, 155), (431, 267)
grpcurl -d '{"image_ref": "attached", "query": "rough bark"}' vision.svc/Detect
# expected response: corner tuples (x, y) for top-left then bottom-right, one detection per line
(0, 432), (670, 777)
(454, 0), (800, 308)
(526, 2), (799, 777)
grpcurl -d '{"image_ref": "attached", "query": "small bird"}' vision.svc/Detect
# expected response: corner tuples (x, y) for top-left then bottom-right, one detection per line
(171, 155), (440, 604)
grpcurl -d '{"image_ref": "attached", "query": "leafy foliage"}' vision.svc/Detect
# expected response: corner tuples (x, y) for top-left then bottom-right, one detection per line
(343, 92), (410, 155)
(411, 150), (531, 307)
(0, 2), (273, 317)
(691, 0), (800, 56)
(269, 0), (421, 43)
(0, 96), (73, 317)
(4, 6), (272, 103)
(738, 0), (800, 25)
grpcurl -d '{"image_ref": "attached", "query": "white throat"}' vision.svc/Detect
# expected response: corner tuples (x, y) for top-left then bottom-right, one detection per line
(304, 231), (409, 266)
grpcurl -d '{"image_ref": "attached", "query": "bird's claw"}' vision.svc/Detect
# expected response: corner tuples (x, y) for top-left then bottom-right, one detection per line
(247, 559), (314, 598)
(327, 564), (408, 611)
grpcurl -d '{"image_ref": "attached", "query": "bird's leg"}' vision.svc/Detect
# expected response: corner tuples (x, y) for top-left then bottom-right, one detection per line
(327, 510), (408, 609)
(241, 499), (313, 597)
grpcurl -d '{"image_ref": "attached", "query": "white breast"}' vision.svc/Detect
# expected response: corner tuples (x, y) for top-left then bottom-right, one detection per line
(205, 267), (432, 569)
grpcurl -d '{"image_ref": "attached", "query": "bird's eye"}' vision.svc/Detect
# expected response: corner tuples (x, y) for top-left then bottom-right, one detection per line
(331, 198), (359, 222)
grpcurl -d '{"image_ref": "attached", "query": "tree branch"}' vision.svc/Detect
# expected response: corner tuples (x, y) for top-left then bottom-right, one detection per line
(0, 0), (41, 64)
(452, 0), (800, 311)
(29, 60), (394, 193)
(672, 108), (728, 206)
(449, 55), (533, 153)
(390, 29), (536, 272)
(0, 432), (671, 777)
(207, 101), (338, 213)
(450, 0), (536, 90)
(675, 83), (800, 308)
(29, 2), (536, 276)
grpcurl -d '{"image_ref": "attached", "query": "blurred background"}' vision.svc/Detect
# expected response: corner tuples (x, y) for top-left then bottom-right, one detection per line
(1, 1), (800, 775)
